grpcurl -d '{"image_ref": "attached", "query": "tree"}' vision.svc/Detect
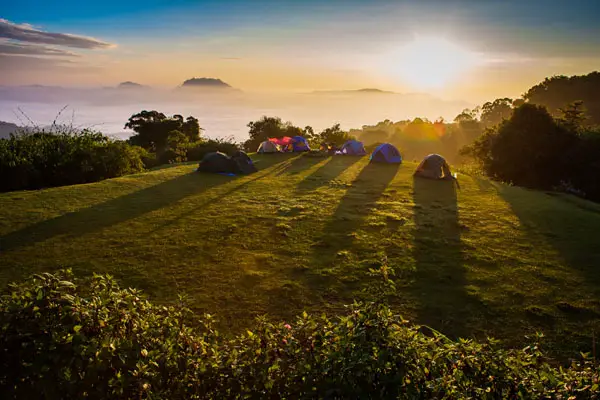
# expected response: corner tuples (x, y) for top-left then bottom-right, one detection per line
(558, 101), (587, 133)
(302, 126), (315, 142)
(125, 111), (202, 152)
(315, 123), (354, 146)
(524, 72), (600, 126)
(465, 103), (577, 189)
(480, 98), (514, 128)
(359, 129), (389, 145)
(453, 109), (483, 147)
(244, 116), (284, 152)
(159, 130), (189, 164)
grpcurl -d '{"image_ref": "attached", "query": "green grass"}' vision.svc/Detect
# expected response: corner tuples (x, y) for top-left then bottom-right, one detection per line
(1, 153), (600, 359)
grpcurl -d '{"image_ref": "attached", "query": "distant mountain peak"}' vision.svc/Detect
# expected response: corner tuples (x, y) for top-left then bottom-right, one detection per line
(356, 88), (393, 93)
(180, 77), (232, 88)
(118, 81), (146, 89)
(311, 88), (396, 95)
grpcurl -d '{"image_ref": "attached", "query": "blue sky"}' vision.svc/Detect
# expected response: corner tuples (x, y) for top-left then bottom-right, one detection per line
(2, 0), (600, 100)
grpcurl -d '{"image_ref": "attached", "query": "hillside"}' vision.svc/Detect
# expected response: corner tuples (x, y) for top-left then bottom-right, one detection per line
(1, 154), (600, 358)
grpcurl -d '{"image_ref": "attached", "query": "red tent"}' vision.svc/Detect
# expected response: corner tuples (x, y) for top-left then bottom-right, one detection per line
(269, 137), (293, 146)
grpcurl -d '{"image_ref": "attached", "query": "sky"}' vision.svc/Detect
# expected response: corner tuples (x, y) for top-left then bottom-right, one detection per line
(2, 0), (600, 103)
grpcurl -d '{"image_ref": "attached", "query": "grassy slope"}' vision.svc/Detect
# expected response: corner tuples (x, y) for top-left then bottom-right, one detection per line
(1, 153), (600, 358)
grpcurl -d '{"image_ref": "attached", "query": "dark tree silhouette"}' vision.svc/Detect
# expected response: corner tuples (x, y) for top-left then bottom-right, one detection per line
(480, 98), (514, 128)
(125, 111), (202, 152)
(524, 72), (600, 126)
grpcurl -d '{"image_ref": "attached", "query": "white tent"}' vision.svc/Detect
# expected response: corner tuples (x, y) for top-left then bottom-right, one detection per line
(257, 141), (281, 153)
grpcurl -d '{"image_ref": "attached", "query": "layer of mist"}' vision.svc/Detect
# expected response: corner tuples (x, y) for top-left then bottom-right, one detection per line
(0, 86), (471, 141)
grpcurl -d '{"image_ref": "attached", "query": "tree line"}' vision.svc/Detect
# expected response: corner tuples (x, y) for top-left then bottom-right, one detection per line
(1, 71), (599, 198)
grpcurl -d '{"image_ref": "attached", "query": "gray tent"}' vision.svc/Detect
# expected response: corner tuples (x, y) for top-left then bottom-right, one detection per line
(231, 150), (258, 174)
(197, 151), (257, 174)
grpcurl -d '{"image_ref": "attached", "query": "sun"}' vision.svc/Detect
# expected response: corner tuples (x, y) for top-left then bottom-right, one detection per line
(384, 37), (481, 89)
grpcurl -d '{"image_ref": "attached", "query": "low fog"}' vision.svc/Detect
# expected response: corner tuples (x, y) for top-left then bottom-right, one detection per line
(0, 85), (471, 141)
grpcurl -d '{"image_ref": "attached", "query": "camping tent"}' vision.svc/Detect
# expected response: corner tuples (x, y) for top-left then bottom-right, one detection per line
(232, 150), (258, 174)
(197, 151), (256, 174)
(340, 140), (367, 156)
(291, 136), (310, 152)
(268, 136), (310, 152)
(370, 143), (402, 163)
(257, 141), (280, 153)
(414, 154), (452, 180)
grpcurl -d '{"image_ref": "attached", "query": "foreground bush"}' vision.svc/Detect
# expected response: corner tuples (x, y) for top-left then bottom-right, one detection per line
(0, 271), (598, 399)
(0, 130), (147, 192)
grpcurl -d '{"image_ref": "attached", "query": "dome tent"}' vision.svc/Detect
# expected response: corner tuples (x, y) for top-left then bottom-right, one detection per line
(340, 140), (367, 156)
(232, 150), (258, 174)
(197, 151), (256, 174)
(291, 136), (310, 152)
(257, 141), (280, 153)
(370, 143), (402, 164)
(414, 154), (453, 180)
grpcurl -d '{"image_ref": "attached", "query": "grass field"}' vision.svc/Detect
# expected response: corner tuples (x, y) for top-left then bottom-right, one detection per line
(1, 153), (600, 359)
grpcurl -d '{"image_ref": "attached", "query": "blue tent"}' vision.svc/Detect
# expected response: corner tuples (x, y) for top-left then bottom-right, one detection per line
(291, 136), (310, 152)
(370, 143), (402, 164)
(340, 140), (367, 156)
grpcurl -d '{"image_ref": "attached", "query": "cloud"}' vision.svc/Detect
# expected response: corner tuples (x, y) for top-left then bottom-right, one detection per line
(0, 54), (76, 69)
(0, 19), (114, 49)
(0, 41), (79, 57)
(0, 54), (103, 74)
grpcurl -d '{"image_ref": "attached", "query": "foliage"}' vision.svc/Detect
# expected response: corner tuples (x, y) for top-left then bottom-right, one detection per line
(157, 130), (190, 165)
(0, 129), (146, 192)
(126, 111), (202, 153)
(524, 71), (600, 126)
(558, 100), (588, 133)
(242, 116), (309, 152)
(564, 129), (600, 201)
(463, 102), (600, 200)
(313, 123), (355, 147)
(463, 103), (577, 189)
(0, 270), (598, 399)
(480, 98), (514, 128)
(186, 137), (240, 162)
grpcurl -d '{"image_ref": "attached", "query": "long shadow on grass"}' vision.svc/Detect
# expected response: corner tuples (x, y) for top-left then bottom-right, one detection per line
(296, 162), (400, 306)
(273, 153), (323, 177)
(411, 177), (482, 339)
(147, 158), (299, 233)
(493, 183), (600, 272)
(493, 182), (600, 306)
(0, 157), (291, 253)
(295, 156), (363, 193)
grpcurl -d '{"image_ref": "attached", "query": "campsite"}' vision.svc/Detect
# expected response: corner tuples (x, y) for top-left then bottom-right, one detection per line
(3, 119), (600, 397)
(4, 1), (600, 396)
(2, 148), (600, 360)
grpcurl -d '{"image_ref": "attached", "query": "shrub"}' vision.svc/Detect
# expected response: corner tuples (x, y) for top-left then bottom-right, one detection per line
(0, 130), (146, 192)
(186, 138), (240, 162)
(1, 270), (598, 399)
(157, 130), (190, 165)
